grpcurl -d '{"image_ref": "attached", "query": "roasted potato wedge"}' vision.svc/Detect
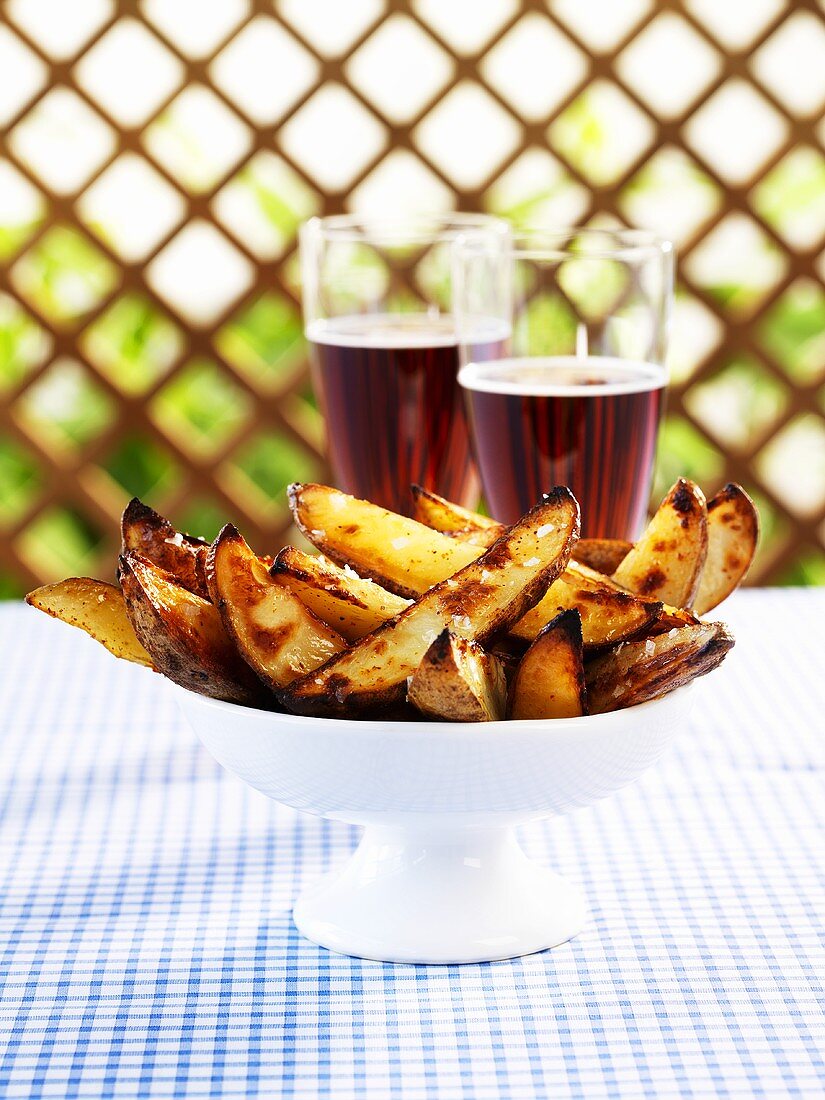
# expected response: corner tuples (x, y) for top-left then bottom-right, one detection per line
(280, 488), (579, 716)
(572, 538), (633, 575)
(271, 546), (410, 642)
(410, 485), (501, 547)
(207, 526), (345, 690)
(509, 609), (586, 720)
(121, 498), (210, 599)
(289, 483), (481, 597)
(586, 621), (734, 713)
(694, 484), (759, 615)
(290, 483), (659, 648)
(612, 479), (708, 607)
(408, 630), (506, 722)
(119, 551), (270, 706)
(26, 578), (152, 667)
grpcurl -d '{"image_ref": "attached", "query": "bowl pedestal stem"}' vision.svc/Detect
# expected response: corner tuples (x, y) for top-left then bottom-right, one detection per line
(293, 823), (586, 964)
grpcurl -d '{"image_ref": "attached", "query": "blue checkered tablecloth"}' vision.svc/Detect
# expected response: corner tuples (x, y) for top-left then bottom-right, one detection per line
(0, 591), (823, 1098)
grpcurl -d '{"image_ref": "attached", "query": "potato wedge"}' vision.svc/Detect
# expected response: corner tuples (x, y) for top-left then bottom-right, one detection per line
(280, 488), (579, 716)
(289, 483), (481, 597)
(271, 547), (410, 642)
(207, 526), (346, 690)
(119, 551), (270, 706)
(511, 570), (661, 649)
(410, 485), (501, 547)
(290, 483), (659, 648)
(408, 630), (506, 722)
(694, 484), (759, 615)
(509, 609), (586, 720)
(572, 538), (633, 575)
(612, 479), (708, 607)
(586, 621), (734, 713)
(26, 578), (152, 667)
(121, 498), (210, 600)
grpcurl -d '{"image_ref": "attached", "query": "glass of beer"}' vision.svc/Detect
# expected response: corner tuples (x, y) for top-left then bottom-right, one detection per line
(299, 214), (510, 515)
(454, 228), (674, 538)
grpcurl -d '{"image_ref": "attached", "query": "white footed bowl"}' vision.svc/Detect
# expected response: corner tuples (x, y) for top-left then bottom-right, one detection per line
(174, 684), (694, 964)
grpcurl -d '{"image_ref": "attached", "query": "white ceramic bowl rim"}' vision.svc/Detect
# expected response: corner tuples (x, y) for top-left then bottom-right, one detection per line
(170, 680), (692, 738)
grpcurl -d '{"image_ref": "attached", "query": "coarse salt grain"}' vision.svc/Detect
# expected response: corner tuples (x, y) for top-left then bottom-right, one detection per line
(524, 556), (541, 567)
(645, 639), (655, 655)
(536, 523), (555, 537)
(391, 537), (409, 550)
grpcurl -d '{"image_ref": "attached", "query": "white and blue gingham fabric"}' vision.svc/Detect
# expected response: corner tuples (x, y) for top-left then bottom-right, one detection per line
(1, 590), (823, 1099)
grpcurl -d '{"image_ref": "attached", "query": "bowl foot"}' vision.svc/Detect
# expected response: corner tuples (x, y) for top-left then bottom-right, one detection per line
(293, 824), (585, 964)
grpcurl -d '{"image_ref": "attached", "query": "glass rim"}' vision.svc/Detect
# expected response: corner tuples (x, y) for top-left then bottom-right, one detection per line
(455, 226), (674, 263)
(300, 212), (510, 246)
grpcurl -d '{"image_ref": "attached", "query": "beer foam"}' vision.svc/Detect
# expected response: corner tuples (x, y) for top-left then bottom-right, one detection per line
(307, 313), (509, 350)
(459, 356), (666, 398)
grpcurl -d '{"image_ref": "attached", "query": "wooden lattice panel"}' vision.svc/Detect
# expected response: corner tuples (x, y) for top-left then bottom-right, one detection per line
(1, 0), (824, 593)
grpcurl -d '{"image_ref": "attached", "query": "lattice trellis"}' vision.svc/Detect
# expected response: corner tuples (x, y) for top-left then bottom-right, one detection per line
(1, 0), (824, 594)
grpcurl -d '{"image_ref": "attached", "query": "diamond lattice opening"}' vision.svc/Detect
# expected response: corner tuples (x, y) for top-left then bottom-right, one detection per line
(276, 0), (383, 58)
(8, 87), (115, 196)
(756, 414), (825, 517)
(752, 11), (825, 117)
(146, 221), (254, 326)
(667, 292), (723, 384)
(548, 80), (655, 186)
(0, 436), (42, 528)
(210, 16), (319, 126)
(349, 150), (453, 218)
(751, 146), (825, 250)
(280, 84), (387, 192)
(652, 415), (724, 503)
(142, 84), (252, 194)
(0, 24), (47, 126)
(0, 161), (46, 261)
(11, 226), (118, 329)
(213, 152), (319, 261)
(0, 293), (53, 395)
(411, 0), (517, 56)
(14, 357), (116, 457)
(73, 18), (185, 128)
(551, 0), (653, 54)
(346, 15), (453, 124)
(759, 281), (825, 386)
(481, 14), (586, 121)
(616, 13), (721, 119)
(16, 505), (105, 583)
(685, 356), (790, 452)
(6, 0), (114, 60)
(98, 434), (181, 502)
(414, 81), (521, 189)
(684, 79), (788, 186)
(80, 294), (184, 395)
(140, 0), (249, 59)
(485, 148), (588, 228)
(684, 213), (788, 319)
(215, 293), (305, 395)
(150, 357), (253, 458)
(620, 146), (721, 247)
(77, 154), (186, 263)
(221, 430), (321, 518)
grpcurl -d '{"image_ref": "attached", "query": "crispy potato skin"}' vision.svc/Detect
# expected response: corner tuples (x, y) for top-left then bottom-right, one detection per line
(119, 551), (271, 706)
(694, 484), (759, 615)
(612, 478), (708, 607)
(572, 538), (633, 575)
(121, 498), (210, 600)
(280, 488), (580, 717)
(509, 609), (586, 720)
(271, 547), (410, 642)
(408, 630), (506, 722)
(207, 527), (345, 690)
(26, 578), (152, 666)
(585, 621), (734, 713)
